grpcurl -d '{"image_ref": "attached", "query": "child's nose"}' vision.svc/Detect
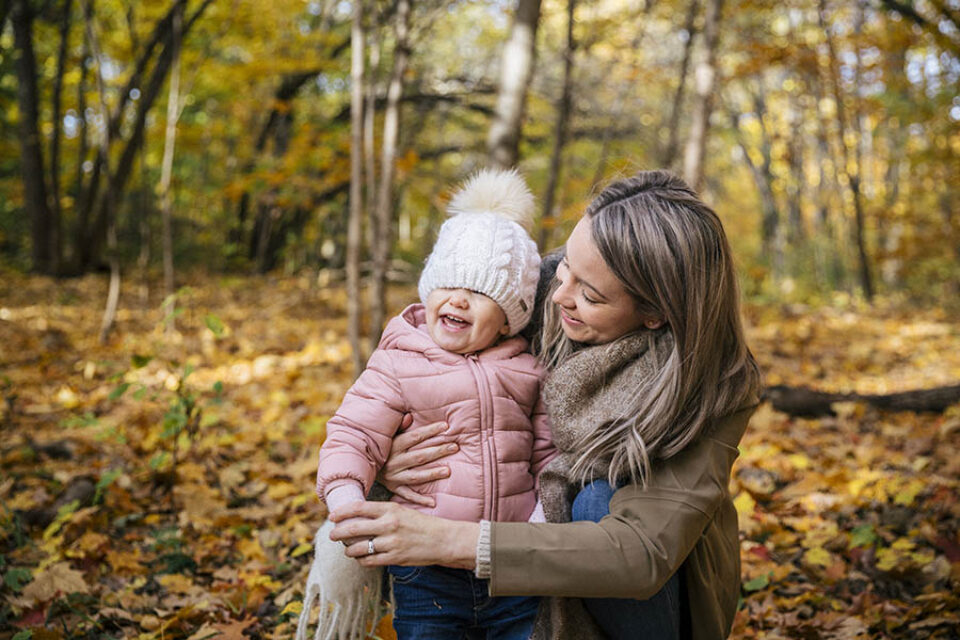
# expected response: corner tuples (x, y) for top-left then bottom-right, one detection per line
(450, 293), (469, 308)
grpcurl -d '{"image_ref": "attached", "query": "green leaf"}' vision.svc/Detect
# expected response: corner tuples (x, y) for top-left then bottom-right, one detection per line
(849, 524), (878, 549)
(742, 574), (770, 592)
(95, 468), (123, 503)
(4, 567), (32, 592)
(12, 630), (32, 640)
(149, 451), (170, 470)
(213, 381), (223, 395)
(109, 382), (131, 400)
(59, 412), (99, 429)
(131, 354), (153, 369)
(205, 314), (226, 337)
(133, 386), (148, 401)
(182, 363), (195, 382)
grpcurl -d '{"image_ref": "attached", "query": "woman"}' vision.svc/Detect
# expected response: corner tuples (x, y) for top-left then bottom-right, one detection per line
(329, 170), (761, 639)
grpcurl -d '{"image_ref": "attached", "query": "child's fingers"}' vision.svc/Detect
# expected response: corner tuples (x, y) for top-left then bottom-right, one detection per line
(393, 485), (436, 507)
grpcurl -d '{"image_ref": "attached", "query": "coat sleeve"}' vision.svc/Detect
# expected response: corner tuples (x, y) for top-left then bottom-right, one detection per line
(316, 349), (406, 500)
(488, 414), (743, 599)
(529, 392), (558, 480)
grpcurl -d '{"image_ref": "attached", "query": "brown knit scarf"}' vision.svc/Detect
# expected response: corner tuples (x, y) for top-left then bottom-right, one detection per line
(531, 328), (674, 640)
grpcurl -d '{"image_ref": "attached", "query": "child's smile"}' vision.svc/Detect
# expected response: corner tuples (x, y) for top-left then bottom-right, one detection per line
(425, 288), (509, 354)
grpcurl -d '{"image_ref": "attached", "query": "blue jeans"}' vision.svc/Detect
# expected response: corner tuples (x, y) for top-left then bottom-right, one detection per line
(572, 480), (682, 640)
(388, 564), (539, 640)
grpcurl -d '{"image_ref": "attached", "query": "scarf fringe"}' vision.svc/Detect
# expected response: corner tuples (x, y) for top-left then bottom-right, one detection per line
(295, 520), (384, 640)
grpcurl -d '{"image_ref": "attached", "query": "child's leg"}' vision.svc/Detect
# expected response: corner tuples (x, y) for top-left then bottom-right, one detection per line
(571, 479), (682, 640)
(388, 565), (473, 640)
(474, 592), (539, 640)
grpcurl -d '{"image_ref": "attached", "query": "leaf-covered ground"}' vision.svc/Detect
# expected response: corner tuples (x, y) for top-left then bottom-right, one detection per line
(1, 272), (958, 639)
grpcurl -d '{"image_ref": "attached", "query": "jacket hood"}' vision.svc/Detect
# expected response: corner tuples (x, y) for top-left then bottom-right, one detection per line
(378, 304), (530, 364)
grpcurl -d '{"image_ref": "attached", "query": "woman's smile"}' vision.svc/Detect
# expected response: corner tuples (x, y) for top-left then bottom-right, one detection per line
(559, 309), (583, 326)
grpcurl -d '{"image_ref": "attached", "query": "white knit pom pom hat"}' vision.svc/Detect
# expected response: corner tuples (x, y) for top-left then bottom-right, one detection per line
(418, 168), (541, 336)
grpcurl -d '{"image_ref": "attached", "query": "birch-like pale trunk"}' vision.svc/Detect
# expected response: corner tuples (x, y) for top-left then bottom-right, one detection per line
(683, 0), (723, 192)
(347, 0), (367, 377)
(369, 0), (411, 351)
(488, 0), (542, 169)
(539, 0), (576, 251)
(159, 2), (183, 331)
(83, 0), (121, 343)
(661, 0), (698, 170)
(364, 36), (380, 254)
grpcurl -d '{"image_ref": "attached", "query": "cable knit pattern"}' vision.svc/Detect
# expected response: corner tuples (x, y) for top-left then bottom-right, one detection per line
(418, 168), (541, 335)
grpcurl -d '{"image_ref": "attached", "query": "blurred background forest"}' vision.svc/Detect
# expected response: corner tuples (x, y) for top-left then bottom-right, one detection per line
(2, 0), (960, 638)
(1, 0), (958, 309)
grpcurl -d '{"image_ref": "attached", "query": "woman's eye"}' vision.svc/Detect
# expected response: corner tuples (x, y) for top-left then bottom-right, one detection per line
(582, 293), (598, 305)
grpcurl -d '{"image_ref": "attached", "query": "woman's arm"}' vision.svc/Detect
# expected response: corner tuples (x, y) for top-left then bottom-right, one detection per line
(328, 501), (480, 570)
(489, 404), (753, 599)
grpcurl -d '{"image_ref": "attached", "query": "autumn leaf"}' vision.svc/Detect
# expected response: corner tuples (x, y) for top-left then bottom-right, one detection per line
(19, 562), (89, 605)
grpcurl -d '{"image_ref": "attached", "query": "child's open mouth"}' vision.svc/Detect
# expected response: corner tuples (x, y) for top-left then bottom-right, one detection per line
(440, 314), (471, 331)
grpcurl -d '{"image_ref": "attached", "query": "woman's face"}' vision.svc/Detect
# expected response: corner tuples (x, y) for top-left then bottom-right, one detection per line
(552, 216), (660, 344)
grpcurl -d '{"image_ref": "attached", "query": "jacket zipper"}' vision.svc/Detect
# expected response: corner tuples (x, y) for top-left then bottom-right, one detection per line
(467, 354), (498, 522)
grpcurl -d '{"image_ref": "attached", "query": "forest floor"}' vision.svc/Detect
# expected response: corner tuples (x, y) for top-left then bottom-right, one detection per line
(1, 271), (958, 639)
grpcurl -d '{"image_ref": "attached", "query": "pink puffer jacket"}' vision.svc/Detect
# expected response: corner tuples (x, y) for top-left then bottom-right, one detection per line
(316, 304), (556, 523)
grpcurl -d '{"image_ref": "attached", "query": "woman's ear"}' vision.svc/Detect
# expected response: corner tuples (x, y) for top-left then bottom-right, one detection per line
(644, 318), (665, 330)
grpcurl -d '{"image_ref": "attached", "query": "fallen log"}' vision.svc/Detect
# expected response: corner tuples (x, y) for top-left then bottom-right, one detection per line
(762, 384), (960, 418)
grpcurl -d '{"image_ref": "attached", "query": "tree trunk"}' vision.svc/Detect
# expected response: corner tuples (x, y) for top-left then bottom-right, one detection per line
(589, 1), (655, 191)
(538, 0), (576, 251)
(765, 384), (960, 417)
(819, 0), (874, 301)
(84, 0), (121, 343)
(785, 98), (805, 245)
(369, 0), (411, 351)
(364, 35), (380, 255)
(11, 0), (53, 274)
(80, 0), (214, 272)
(488, 0), (542, 169)
(683, 0), (723, 192)
(347, 0), (367, 377)
(159, 2), (183, 330)
(661, 0), (698, 170)
(728, 107), (781, 275)
(48, 0), (73, 276)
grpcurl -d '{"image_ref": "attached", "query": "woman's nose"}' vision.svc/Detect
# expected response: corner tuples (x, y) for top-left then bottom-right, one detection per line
(551, 279), (574, 309)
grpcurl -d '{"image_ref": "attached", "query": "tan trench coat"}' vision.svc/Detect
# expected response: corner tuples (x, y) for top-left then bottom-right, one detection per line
(487, 402), (757, 640)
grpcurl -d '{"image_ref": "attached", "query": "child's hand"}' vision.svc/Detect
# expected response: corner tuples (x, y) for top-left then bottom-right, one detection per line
(324, 484), (368, 546)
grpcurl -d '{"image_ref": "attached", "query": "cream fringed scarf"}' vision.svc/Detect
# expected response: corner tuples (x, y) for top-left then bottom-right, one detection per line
(531, 329), (673, 640)
(295, 520), (384, 640)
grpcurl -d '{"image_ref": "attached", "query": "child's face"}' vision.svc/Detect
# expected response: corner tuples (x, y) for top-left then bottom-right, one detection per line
(425, 288), (509, 355)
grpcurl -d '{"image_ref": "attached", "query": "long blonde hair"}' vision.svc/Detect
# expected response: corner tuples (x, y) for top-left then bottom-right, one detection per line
(537, 170), (761, 485)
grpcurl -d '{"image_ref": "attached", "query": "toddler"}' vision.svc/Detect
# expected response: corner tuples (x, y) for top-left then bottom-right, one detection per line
(314, 168), (555, 640)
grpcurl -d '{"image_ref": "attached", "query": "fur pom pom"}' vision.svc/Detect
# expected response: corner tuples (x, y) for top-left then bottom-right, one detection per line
(447, 168), (536, 231)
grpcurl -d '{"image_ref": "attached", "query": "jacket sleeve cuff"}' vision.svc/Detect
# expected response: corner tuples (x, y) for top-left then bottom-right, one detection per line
(323, 482), (366, 512)
(474, 520), (492, 579)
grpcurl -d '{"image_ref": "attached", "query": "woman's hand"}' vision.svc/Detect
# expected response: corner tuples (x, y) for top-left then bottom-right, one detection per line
(328, 501), (478, 570)
(378, 418), (458, 507)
